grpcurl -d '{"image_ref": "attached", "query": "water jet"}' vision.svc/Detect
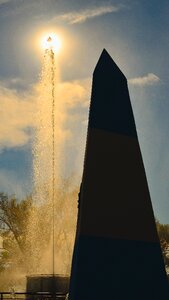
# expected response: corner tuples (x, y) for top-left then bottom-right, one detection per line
(26, 37), (70, 297)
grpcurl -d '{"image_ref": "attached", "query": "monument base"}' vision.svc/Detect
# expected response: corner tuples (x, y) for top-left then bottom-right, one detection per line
(26, 274), (69, 298)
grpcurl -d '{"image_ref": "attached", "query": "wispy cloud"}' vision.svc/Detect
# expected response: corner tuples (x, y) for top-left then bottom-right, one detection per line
(56, 5), (122, 24)
(129, 73), (160, 86)
(0, 0), (11, 5)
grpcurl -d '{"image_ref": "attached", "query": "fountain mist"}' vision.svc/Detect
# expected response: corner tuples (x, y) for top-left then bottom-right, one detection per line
(0, 41), (80, 293)
(27, 47), (77, 276)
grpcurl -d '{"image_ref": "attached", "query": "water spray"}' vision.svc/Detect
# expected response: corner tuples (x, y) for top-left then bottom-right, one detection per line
(42, 36), (56, 276)
(30, 29), (77, 276)
(46, 36), (56, 276)
(26, 33), (71, 296)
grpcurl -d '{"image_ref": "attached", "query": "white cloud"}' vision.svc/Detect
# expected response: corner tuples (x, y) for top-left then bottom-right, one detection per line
(56, 5), (122, 24)
(0, 78), (90, 150)
(0, 77), (91, 198)
(129, 73), (160, 86)
(0, 83), (36, 149)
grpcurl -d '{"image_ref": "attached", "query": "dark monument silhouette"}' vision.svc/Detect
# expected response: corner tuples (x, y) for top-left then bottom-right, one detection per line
(69, 49), (169, 299)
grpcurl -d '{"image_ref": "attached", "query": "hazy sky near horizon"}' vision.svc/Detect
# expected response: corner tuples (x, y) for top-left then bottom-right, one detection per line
(0, 0), (169, 223)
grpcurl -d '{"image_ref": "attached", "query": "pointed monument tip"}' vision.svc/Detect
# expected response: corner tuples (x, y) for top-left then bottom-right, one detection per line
(102, 48), (110, 55)
(98, 48), (112, 63)
(94, 49), (126, 80)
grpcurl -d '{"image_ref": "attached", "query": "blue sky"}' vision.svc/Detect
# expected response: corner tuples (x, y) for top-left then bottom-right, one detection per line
(0, 0), (169, 223)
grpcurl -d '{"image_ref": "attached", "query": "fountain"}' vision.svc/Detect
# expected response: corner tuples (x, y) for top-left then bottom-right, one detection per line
(26, 36), (75, 297)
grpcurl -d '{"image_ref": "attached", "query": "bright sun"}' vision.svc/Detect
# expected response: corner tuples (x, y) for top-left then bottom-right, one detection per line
(40, 33), (62, 53)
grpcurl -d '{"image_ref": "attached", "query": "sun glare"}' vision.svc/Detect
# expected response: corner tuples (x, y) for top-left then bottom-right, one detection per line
(41, 33), (62, 53)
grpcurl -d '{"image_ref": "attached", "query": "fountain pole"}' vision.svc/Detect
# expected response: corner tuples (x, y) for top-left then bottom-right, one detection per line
(50, 48), (55, 276)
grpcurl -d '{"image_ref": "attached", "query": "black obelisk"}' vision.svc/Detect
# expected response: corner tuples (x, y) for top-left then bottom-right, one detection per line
(69, 49), (169, 299)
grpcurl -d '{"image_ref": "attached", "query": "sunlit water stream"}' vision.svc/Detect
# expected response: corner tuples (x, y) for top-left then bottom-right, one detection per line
(27, 48), (77, 276)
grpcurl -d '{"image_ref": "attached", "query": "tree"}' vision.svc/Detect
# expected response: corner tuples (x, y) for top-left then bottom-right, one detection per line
(156, 219), (169, 267)
(0, 193), (33, 276)
(0, 193), (33, 290)
(0, 180), (78, 289)
(0, 193), (33, 252)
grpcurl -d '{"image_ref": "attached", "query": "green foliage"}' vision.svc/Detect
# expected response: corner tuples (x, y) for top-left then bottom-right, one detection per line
(156, 219), (169, 267)
(0, 193), (33, 273)
(156, 220), (169, 243)
(2, 195), (31, 238)
(0, 183), (78, 290)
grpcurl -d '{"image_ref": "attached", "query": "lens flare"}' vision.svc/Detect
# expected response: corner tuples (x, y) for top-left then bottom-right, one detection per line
(41, 33), (62, 53)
